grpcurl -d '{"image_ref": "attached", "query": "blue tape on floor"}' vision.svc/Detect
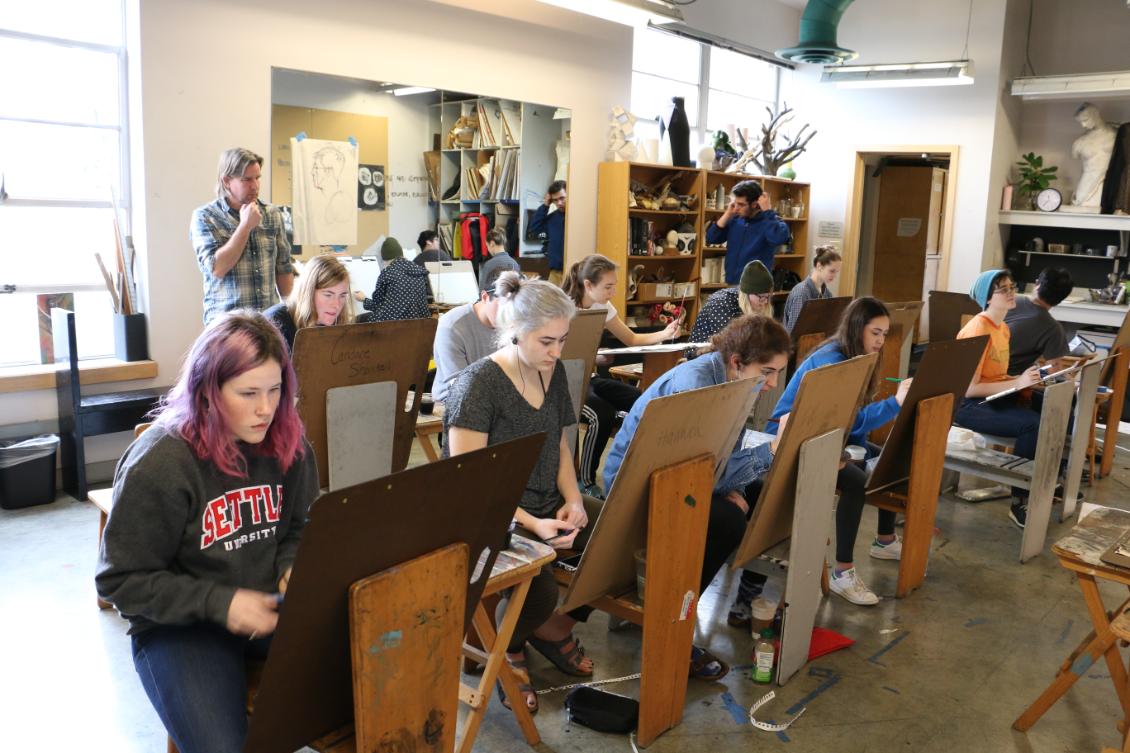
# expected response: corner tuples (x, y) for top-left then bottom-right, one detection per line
(720, 691), (747, 725)
(1071, 652), (1096, 676)
(868, 632), (910, 666)
(1057, 619), (1074, 645)
(785, 671), (841, 715)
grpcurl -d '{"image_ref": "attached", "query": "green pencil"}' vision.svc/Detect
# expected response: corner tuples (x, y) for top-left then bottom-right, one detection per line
(885, 377), (905, 383)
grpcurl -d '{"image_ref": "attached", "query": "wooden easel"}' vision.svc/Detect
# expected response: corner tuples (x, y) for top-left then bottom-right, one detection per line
(788, 295), (851, 367)
(926, 289), (980, 341)
(554, 454), (714, 747)
(559, 377), (762, 746)
(1097, 316), (1130, 478)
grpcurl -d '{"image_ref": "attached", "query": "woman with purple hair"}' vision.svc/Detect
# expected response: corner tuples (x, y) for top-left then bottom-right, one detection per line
(96, 310), (319, 753)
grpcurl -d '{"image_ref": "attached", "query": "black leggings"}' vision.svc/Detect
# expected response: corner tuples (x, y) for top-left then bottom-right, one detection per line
(579, 377), (641, 487)
(836, 459), (895, 564)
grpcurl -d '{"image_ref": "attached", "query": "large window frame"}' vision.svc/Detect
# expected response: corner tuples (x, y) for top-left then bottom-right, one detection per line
(631, 25), (783, 154)
(0, 5), (130, 366)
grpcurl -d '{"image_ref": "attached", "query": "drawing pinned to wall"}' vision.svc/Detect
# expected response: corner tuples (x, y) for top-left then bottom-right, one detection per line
(358, 164), (386, 211)
(291, 137), (359, 246)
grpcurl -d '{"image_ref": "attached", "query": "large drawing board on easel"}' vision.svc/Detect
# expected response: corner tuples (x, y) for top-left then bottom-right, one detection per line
(244, 435), (545, 753)
(866, 336), (986, 494)
(560, 376), (761, 612)
(790, 296), (851, 340)
(293, 318), (437, 489)
(733, 353), (878, 566)
(562, 309), (608, 421)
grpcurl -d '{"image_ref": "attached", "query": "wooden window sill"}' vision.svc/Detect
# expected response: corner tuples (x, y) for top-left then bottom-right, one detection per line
(0, 359), (159, 394)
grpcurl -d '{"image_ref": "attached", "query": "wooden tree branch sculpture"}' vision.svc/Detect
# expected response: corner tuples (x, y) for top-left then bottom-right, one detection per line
(726, 104), (817, 176)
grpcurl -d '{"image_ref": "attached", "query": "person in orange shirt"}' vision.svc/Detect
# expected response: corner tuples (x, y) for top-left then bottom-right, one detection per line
(955, 269), (1043, 529)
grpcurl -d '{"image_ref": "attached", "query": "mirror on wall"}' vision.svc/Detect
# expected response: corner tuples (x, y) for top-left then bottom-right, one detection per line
(270, 68), (571, 272)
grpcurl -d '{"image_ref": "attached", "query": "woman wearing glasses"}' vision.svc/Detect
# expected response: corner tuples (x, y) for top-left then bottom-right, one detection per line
(690, 260), (775, 345)
(955, 269), (1043, 530)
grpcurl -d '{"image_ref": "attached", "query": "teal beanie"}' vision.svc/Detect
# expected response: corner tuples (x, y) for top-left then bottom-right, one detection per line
(969, 269), (1008, 310)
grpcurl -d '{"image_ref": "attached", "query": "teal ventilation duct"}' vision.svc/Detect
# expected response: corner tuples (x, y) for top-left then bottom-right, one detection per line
(776, 0), (858, 65)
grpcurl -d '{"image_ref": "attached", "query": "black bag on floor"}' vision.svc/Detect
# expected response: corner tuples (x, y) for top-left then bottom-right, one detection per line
(564, 686), (639, 734)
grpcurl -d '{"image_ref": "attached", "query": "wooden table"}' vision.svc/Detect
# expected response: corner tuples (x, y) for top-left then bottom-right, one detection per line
(458, 536), (555, 753)
(1013, 506), (1130, 738)
(415, 410), (444, 463)
(599, 343), (701, 391)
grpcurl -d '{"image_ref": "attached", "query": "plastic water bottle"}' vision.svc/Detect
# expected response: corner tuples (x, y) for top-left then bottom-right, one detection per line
(753, 629), (775, 684)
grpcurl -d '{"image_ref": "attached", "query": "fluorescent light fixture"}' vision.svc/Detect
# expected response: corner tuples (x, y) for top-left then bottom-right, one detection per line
(1011, 71), (1130, 101)
(391, 86), (435, 97)
(537, 0), (683, 27)
(822, 60), (974, 88)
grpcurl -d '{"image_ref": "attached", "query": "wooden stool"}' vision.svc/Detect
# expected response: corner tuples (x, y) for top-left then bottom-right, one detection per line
(414, 411), (444, 463)
(91, 422), (150, 609)
(608, 362), (642, 386)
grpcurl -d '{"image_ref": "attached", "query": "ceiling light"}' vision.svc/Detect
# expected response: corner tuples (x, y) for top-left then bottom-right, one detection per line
(391, 86), (435, 97)
(536, 0), (683, 27)
(1011, 71), (1130, 101)
(822, 60), (974, 88)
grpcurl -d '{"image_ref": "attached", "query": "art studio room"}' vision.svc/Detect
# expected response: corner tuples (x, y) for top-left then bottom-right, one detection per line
(8, 0), (1130, 751)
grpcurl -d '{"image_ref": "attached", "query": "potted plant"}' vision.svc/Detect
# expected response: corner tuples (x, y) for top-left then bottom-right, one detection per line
(1015, 152), (1058, 209)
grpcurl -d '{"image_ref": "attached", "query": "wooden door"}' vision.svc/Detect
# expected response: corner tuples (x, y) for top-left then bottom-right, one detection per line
(872, 167), (934, 303)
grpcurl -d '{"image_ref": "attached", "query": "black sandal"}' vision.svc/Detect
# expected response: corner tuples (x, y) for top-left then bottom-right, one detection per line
(528, 633), (594, 677)
(689, 646), (729, 681)
(496, 657), (538, 715)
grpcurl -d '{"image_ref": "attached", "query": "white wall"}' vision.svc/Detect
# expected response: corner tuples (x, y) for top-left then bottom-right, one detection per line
(0, 0), (631, 465)
(270, 69), (433, 249)
(781, 0), (1013, 293)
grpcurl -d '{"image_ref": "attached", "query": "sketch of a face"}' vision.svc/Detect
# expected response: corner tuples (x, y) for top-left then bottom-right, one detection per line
(311, 147), (346, 193)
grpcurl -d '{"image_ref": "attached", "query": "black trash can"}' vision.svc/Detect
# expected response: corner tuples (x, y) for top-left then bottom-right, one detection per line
(0, 435), (60, 510)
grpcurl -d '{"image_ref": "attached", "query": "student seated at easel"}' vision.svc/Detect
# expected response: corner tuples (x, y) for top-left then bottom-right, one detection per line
(955, 269), (1045, 529)
(766, 297), (912, 607)
(782, 245), (842, 332)
(95, 312), (319, 753)
(352, 237), (431, 321)
(562, 254), (681, 498)
(264, 254), (354, 352)
(602, 315), (791, 680)
(431, 284), (502, 404)
(690, 260), (774, 345)
(444, 272), (599, 714)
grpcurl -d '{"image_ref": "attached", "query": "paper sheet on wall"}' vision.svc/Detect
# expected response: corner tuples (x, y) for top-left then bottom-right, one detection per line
(291, 138), (359, 246)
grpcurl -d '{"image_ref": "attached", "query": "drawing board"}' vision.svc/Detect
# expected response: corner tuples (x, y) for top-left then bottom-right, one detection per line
(243, 435), (545, 753)
(733, 353), (878, 567)
(560, 377), (761, 612)
(293, 318), (436, 489)
(866, 336), (987, 493)
(291, 137), (359, 246)
(426, 260), (480, 305)
(789, 296), (852, 340)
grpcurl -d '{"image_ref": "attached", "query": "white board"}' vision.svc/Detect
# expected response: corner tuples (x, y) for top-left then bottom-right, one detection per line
(426, 260), (480, 305)
(291, 137), (359, 246)
(326, 381), (396, 491)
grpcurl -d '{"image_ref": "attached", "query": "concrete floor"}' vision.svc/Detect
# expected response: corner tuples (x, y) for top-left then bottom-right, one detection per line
(5, 435), (1130, 752)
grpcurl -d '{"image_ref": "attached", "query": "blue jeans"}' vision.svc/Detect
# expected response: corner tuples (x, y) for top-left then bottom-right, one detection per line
(131, 624), (271, 753)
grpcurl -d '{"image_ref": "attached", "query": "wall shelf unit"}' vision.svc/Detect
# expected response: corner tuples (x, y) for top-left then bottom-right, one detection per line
(597, 162), (813, 331)
(998, 210), (1129, 290)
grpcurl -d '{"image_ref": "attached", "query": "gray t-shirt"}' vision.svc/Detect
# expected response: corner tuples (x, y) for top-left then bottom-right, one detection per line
(1004, 295), (1068, 374)
(432, 302), (498, 403)
(478, 252), (521, 292)
(443, 358), (576, 517)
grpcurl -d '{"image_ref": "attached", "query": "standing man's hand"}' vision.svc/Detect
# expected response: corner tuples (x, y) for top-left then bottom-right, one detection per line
(756, 193), (772, 212)
(543, 192), (552, 206)
(717, 198), (738, 228)
(240, 201), (262, 231)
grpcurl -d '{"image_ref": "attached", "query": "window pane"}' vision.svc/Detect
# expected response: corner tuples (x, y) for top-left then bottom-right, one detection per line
(0, 0), (123, 46)
(709, 47), (778, 99)
(0, 293), (40, 367)
(0, 38), (119, 125)
(0, 206), (116, 286)
(630, 73), (699, 127)
(632, 26), (700, 84)
(74, 290), (115, 359)
(707, 89), (775, 135)
(0, 120), (120, 201)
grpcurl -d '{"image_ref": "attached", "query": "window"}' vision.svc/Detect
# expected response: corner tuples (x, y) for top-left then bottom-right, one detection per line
(630, 26), (781, 155)
(0, 1), (127, 367)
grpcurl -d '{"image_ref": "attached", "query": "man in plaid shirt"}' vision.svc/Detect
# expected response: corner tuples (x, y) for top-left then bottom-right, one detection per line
(191, 148), (294, 324)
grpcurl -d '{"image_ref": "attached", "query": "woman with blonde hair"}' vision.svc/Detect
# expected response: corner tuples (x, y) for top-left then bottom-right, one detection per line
(264, 254), (354, 350)
(691, 260), (774, 345)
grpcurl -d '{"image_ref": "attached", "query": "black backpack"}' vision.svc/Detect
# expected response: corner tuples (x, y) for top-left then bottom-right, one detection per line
(772, 266), (802, 292)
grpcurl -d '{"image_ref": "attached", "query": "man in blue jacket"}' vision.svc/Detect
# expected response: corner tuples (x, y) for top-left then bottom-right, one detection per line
(529, 180), (566, 284)
(705, 179), (790, 285)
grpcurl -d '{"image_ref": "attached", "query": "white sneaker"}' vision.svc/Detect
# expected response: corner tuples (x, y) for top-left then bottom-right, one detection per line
(829, 567), (880, 606)
(869, 536), (902, 561)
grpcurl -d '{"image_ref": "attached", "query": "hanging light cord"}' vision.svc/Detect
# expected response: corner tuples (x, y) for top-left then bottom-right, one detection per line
(960, 0), (974, 61)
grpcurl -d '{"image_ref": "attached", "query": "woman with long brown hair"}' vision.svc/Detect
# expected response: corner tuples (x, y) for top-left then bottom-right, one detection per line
(264, 254), (354, 350)
(765, 297), (913, 607)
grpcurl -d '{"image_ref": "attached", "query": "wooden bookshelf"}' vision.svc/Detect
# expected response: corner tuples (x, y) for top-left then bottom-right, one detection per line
(597, 161), (812, 332)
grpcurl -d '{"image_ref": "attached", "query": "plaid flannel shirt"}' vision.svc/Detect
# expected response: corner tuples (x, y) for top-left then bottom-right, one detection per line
(190, 198), (293, 324)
